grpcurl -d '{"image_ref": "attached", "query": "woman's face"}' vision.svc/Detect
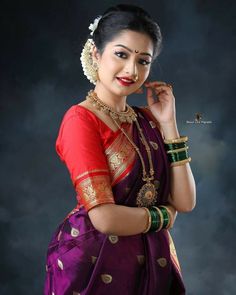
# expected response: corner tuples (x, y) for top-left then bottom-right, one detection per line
(93, 30), (154, 97)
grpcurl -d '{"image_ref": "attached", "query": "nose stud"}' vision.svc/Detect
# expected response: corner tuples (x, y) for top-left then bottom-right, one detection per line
(133, 74), (138, 82)
(135, 50), (139, 54)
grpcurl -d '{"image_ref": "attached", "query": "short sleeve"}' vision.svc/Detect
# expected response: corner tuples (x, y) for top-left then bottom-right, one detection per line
(55, 106), (115, 211)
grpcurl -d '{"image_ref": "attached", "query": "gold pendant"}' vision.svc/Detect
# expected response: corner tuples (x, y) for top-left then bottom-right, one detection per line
(136, 182), (158, 207)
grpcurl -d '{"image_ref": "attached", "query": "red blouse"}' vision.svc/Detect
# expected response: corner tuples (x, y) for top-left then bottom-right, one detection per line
(55, 105), (135, 212)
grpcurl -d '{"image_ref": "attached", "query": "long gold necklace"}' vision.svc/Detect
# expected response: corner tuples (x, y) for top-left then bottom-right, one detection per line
(86, 90), (159, 207)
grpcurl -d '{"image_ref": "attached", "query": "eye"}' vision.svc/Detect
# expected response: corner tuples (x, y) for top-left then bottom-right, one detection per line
(114, 51), (127, 59)
(139, 59), (151, 66)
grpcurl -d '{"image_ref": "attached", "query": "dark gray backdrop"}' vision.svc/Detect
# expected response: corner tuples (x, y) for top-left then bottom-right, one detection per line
(1, 0), (236, 294)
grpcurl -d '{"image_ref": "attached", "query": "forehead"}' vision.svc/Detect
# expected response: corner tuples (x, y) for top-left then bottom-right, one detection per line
(105, 30), (153, 54)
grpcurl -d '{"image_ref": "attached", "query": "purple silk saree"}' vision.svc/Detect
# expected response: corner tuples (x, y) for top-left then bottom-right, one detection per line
(44, 106), (186, 295)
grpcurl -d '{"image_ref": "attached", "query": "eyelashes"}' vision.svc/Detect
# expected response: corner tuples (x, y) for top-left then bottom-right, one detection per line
(114, 51), (127, 58)
(114, 51), (151, 66)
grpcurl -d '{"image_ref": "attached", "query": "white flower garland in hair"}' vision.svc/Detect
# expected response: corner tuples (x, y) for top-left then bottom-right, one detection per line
(80, 16), (102, 85)
(88, 15), (102, 36)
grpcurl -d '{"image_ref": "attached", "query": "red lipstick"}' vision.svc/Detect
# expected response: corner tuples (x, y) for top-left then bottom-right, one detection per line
(116, 76), (135, 87)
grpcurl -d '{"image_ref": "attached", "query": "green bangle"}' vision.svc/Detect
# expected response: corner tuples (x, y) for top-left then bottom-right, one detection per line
(153, 206), (164, 232)
(167, 150), (189, 163)
(159, 206), (172, 229)
(167, 146), (189, 154)
(165, 142), (187, 151)
(149, 208), (159, 231)
(159, 207), (169, 229)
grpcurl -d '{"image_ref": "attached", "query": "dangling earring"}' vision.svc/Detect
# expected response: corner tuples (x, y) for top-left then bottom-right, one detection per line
(80, 39), (100, 85)
(93, 61), (100, 82)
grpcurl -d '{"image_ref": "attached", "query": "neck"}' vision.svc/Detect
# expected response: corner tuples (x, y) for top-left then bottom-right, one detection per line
(94, 83), (127, 112)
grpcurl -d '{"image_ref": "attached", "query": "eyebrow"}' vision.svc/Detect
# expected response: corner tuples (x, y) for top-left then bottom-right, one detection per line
(114, 44), (153, 58)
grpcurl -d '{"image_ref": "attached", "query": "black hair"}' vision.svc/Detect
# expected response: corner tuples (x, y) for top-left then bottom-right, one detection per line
(92, 4), (162, 60)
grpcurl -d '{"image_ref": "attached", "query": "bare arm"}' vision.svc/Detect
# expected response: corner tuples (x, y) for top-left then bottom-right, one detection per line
(161, 122), (196, 212)
(88, 203), (177, 236)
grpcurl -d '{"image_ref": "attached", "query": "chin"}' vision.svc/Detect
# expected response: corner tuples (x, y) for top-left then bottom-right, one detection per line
(115, 85), (137, 97)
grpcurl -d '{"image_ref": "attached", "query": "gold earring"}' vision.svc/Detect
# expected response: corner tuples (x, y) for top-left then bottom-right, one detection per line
(93, 62), (100, 82)
(80, 38), (100, 85)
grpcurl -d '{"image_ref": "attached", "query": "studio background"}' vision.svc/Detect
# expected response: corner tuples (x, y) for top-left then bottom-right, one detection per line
(1, 0), (235, 294)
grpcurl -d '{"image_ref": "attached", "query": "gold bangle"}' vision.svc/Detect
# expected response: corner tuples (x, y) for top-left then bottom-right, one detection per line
(153, 206), (163, 232)
(159, 206), (172, 229)
(164, 136), (188, 144)
(167, 146), (189, 154)
(142, 207), (151, 233)
(170, 157), (191, 167)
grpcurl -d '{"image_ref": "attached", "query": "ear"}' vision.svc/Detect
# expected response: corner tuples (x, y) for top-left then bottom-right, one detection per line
(91, 45), (101, 64)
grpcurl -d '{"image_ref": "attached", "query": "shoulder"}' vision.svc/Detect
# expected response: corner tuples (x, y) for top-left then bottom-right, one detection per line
(60, 103), (101, 127)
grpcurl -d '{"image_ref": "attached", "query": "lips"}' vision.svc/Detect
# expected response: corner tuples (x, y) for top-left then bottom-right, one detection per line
(116, 77), (135, 86)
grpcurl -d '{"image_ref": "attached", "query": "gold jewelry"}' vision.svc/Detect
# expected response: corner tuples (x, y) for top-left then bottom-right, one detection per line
(86, 90), (137, 123)
(167, 146), (189, 154)
(80, 39), (98, 85)
(133, 74), (138, 82)
(135, 50), (139, 54)
(86, 90), (159, 207)
(111, 110), (158, 208)
(164, 136), (188, 144)
(142, 207), (152, 233)
(170, 157), (191, 167)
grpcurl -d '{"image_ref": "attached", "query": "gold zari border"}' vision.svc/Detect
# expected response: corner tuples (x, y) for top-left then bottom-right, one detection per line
(167, 231), (182, 275)
(76, 174), (114, 211)
(74, 169), (109, 184)
(105, 128), (135, 185)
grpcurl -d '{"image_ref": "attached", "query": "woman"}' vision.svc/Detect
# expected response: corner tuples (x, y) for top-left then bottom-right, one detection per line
(44, 4), (196, 295)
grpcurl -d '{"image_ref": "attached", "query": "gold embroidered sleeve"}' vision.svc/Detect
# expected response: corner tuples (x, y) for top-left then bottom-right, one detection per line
(75, 171), (115, 211)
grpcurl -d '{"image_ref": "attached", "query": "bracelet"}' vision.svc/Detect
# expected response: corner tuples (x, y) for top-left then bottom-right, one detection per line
(167, 146), (189, 154)
(149, 207), (159, 232)
(159, 206), (172, 229)
(142, 207), (152, 233)
(142, 206), (172, 233)
(164, 136), (188, 144)
(167, 150), (189, 163)
(159, 206), (169, 229)
(153, 206), (163, 232)
(170, 157), (191, 167)
(165, 142), (187, 151)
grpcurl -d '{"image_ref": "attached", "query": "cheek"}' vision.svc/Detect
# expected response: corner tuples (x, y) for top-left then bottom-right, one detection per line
(138, 67), (150, 80)
(100, 57), (122, 77)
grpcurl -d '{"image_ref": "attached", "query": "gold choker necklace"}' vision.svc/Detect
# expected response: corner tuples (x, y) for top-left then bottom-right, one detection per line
(86, 90), (137, 123)
(86, 90), (159, 207)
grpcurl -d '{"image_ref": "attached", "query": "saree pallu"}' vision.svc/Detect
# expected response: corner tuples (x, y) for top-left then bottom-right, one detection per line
(44, 105), (186, 295)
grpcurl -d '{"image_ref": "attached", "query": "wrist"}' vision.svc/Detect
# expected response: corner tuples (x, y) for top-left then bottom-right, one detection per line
(160, 122), (180, 140)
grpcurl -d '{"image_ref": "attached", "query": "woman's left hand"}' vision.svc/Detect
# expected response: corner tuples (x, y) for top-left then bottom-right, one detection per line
(145, 81), (176, 125)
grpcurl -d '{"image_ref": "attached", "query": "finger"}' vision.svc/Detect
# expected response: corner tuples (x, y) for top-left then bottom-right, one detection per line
(145, 81), (173, 92)
(154, 85), (173, 95)
(146, 87), (156, 106)
(145, 81), (166, 87)
(154, 86), (170, 96)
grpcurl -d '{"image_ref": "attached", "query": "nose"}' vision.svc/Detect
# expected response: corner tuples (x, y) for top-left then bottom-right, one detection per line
(125, 58), (138, 79)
